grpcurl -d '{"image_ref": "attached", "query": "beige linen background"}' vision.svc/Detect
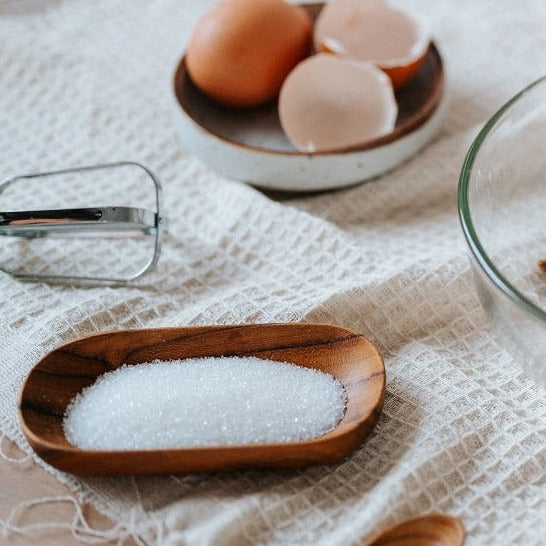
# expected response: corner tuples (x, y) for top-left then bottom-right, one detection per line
(0, 0), (545, 544)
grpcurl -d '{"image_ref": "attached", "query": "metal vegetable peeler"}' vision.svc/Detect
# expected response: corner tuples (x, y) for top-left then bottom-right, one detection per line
(0, 161), (163, 283)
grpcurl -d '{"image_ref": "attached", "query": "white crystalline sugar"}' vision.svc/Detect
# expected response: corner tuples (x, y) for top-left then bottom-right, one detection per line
(63, 356), (347, 450)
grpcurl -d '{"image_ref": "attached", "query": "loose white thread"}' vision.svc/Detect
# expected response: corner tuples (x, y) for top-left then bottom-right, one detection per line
(0, 495), (146, 545)
(0, 433), (31, 465)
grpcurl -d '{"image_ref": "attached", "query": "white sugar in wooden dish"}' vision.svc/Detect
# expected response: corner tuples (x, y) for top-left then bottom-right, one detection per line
(63, 356), (347, 450)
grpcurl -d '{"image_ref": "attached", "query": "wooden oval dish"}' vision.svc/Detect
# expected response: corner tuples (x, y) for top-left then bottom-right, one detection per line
(19, 323), (385, 476)
(361, 513), (465, 546)
(172, 3), (446, 192)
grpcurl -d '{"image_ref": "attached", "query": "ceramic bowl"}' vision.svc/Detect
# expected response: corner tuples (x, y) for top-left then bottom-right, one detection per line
(172, 3), (446, 192)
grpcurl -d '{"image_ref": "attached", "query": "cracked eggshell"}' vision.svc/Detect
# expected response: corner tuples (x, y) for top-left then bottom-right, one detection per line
(278, 53), (398, 153)
(314, 0), (430, 88)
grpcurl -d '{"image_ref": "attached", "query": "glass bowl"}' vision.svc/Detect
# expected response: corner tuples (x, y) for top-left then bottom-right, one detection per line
(458, 76), (546, 387)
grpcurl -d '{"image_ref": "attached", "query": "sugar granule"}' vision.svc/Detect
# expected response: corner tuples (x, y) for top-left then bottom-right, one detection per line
(63, 356), (347, 450)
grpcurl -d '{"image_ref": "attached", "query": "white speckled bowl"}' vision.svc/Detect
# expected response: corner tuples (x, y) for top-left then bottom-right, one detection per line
(172, 3), (446, 192)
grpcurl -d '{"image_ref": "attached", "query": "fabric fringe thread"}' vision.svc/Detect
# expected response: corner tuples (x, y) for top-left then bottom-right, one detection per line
(0, 495), (148, 545)
(0, 432), (31, 465)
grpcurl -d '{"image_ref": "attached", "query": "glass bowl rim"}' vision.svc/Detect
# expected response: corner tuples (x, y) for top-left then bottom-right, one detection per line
(458, 75), (546, 325)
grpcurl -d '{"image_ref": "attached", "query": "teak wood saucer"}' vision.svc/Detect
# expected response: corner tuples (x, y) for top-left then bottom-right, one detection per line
(19, 323), (385, 476)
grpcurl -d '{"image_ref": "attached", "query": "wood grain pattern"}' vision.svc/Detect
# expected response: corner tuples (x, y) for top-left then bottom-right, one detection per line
(19, 323), (385, 476)
(173, 3), (445, 154)
(362, 514), (465, 546)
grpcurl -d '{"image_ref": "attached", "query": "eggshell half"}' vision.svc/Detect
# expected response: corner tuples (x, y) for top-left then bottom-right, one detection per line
(278, 53), (398, 153)
(314, 0), (429, 88)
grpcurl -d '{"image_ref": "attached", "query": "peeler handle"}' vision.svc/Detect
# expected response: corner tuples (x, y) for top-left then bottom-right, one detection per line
(0, 206), (159, 238)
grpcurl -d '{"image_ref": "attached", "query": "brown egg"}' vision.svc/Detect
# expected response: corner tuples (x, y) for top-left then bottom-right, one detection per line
(186, 0), (312, 108)
(314, 0), (429, 88)
(278, 53), (398, 153)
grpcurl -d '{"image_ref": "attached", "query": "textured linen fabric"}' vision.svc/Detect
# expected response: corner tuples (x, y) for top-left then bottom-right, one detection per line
(1, 0), (545, 544)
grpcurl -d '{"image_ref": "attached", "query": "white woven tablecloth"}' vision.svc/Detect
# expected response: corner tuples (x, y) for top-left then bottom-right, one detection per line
(1, 1), (545, 544)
